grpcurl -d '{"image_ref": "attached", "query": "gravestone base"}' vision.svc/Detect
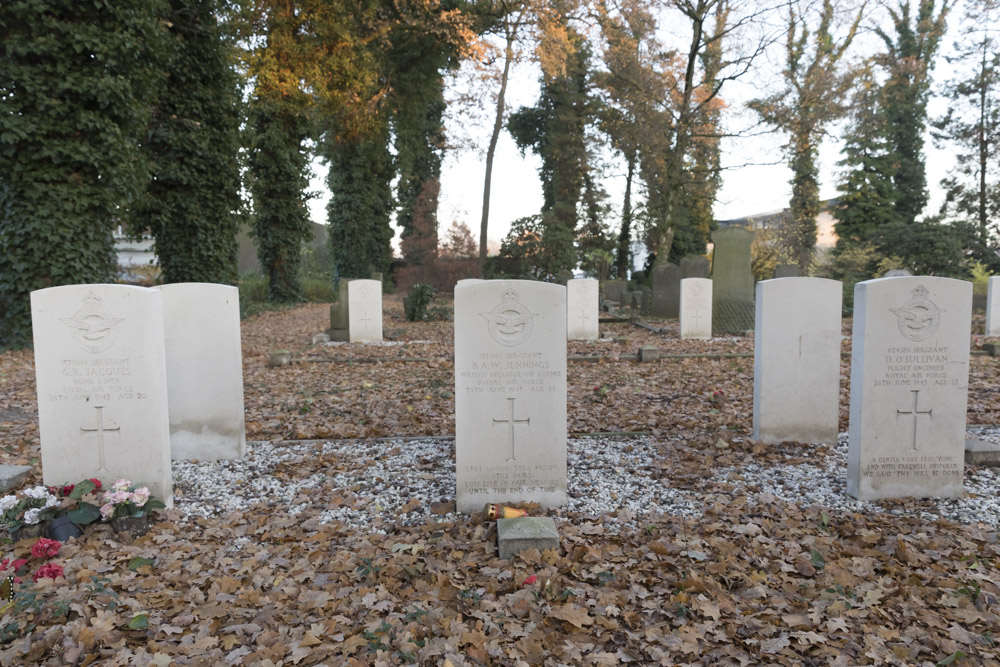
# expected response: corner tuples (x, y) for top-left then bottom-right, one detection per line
(0, 465), (31, 494)
(639, 346), (660, 362)
(966, 438), (1000, 467)
(497, 517), (560, 559)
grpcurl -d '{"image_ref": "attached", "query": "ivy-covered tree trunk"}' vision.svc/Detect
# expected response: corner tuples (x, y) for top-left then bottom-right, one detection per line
(138, 0), (242, 285)
(395, 73), (446, 267)
(787, 132), (821, 271)
(324, 126), (395, 281)
(615, 153), (635, 279)
(0, 0), (163, 348)
(248, 100), (313, 302)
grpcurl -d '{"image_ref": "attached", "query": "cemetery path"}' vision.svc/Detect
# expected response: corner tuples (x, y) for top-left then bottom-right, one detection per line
(0, 301), (999, 664)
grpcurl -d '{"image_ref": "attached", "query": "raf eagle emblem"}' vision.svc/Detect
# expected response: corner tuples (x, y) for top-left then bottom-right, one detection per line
(60, 293), (124, 353)
(480, 288), (538, 347)
(890, 284), (944, 342)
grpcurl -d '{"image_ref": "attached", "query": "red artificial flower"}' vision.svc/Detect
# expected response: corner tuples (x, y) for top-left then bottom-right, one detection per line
(61, 484), (74, 497)
(521, 575), (538, 588)
(89, 478), (102, 491)
(30, 538), (61, 559)
(32, 562), (63, 582)
(47, 486), (58, 496)
(9, 559), (28, 574)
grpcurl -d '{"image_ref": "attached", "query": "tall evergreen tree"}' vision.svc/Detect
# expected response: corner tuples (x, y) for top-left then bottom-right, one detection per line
(0, 0), (164, 348)
(876, 0), (950, 225)
(245, 0), (315, 302)
(323, 125), (395, 279)
(138, 0), (243, 285)
(933, 0), (1000, 266)
(391, 28), (452, 267)
(834, 63), (902, 253)
(508, 24), (592, 277)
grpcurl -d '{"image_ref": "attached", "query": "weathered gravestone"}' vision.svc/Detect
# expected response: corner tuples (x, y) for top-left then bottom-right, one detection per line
(651, 263), (681, 318)
(328, 278), (355, 341)
(753, 278), (842, 445)
(711, 228), (755, 333)
(454, 281), (567, 513)
(348, 279), (383, 343)
(680, 278), (712, 340)
(987, 276), (1000, 336)
(567, 278), (598, 341)
(774, 264), (799, 279)
(847, 277), (971, 500)
(603, 280), (625, 305)
(680, 255), (710, 279)
(31, 285), (173, 505)
(156, 283), (245, 461)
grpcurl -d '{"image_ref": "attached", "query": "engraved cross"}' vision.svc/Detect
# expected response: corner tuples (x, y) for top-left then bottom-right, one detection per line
(492, 397), (530, 462)
(578, 310), (589, 327)
(80, 405), (120, 473)
(359, 312), (372, 336)
(897, 389), (932, 451)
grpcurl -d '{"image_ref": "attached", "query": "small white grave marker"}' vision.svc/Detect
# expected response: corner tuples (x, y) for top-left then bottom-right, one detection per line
(348, 279), (382, 343)
(680, 278), (712, 340)
(566, 278), (598, 341)
(987, 276), (1000, 336)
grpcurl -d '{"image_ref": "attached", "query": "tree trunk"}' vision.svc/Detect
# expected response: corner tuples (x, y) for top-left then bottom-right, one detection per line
(615, 152), (635, 279)
(479, 29), (516, 271)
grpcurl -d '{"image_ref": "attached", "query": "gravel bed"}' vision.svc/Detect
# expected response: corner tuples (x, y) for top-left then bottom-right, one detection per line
(171, 430), (1000, 531)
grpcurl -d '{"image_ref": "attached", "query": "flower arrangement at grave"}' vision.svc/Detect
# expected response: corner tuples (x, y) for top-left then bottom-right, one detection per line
(98, 479), (165, 538)
(0, 486), (61, 537)
(0, 537), (65, 585)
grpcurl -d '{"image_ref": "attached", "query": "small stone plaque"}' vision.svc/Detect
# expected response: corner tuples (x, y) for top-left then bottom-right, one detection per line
(497, 516), (559, 559)
(965, 438), (1000, 467)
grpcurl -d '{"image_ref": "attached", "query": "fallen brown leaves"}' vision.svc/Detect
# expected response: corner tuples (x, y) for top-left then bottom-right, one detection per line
(0, 300), (998, 664)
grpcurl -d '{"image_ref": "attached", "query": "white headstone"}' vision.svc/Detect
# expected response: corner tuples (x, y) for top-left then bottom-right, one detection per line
(680, 278), (712, 340)
(156, 283), (245, 461)
(456, 279), (484, 287)
(348, 279), (382, 343)
(454, 280), (567, 513)
(30, 285), (173, 505)
(566, 278), (598, 341)
(753, 278), (842, 445)
(847, 277), (971, 500)
(986, 276), (1000, 336)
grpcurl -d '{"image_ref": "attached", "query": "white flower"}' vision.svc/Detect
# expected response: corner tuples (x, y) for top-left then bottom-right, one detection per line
(0, 496), (17, 512)
(22, 486), (48, 500)
(23, 508), (41, 525)
(43, 495), (58, 509)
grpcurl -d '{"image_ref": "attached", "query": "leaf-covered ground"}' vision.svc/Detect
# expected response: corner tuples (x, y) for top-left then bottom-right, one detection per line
(0, 298), (999, 665)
